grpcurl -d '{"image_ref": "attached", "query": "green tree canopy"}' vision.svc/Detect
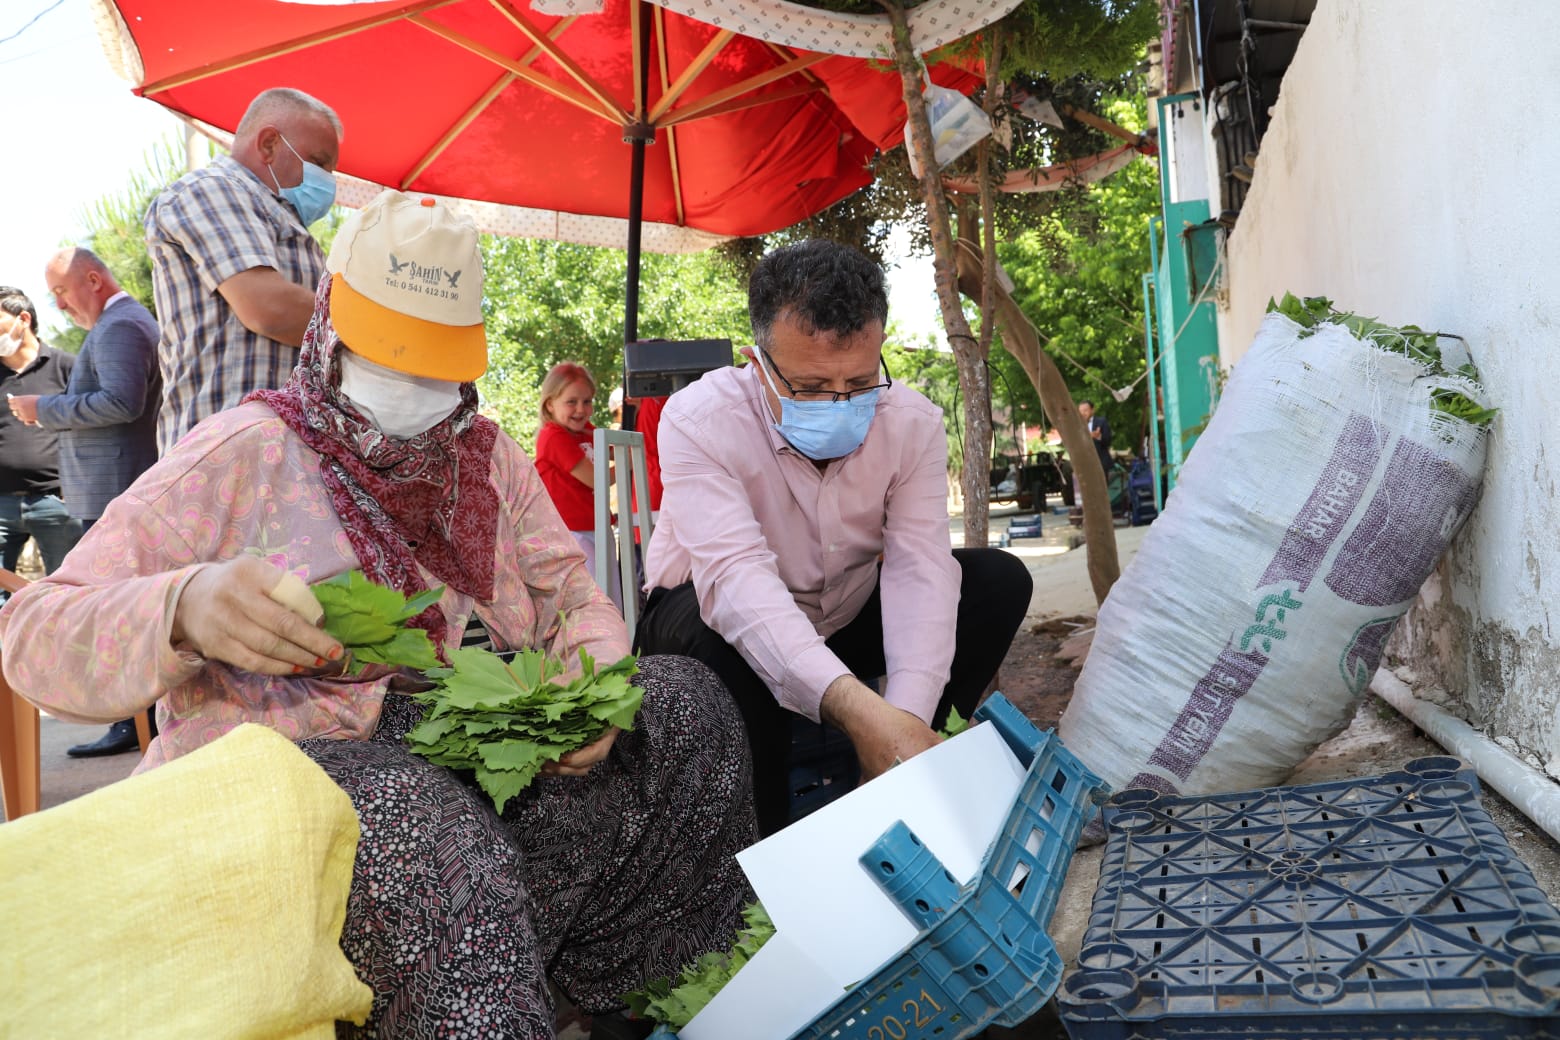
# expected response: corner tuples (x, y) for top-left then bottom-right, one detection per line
(996, 91), (1158, 456)
(478, 239), (750, 446)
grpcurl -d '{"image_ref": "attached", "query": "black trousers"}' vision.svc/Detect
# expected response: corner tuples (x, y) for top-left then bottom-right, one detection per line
(637, 548), (1033, 835)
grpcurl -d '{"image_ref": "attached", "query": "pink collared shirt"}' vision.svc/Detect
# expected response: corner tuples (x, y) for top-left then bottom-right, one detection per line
(644, 363), (960, 723)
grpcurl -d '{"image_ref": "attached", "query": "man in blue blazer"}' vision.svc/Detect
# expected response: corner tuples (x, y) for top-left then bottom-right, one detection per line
(11, 247), (162, 756)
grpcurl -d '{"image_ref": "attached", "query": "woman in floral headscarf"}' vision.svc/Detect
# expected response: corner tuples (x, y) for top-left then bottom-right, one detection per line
(0, 191), (754, 1039)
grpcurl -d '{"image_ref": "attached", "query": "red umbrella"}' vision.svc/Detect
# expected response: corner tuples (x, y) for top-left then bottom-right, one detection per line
(96, 0), (983, 337)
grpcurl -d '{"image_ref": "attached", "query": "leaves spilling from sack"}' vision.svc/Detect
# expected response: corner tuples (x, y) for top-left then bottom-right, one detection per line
(1266, 293), (1497, 427)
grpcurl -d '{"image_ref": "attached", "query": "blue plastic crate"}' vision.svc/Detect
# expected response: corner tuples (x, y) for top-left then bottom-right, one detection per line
(1059, 756), (1560, 1040)
(1007, 514), (1045, 540)
(650, 692), (1106, 1040)
(788, 715), (860, 824)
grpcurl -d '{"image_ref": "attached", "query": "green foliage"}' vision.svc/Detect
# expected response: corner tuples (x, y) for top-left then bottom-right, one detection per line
(885, 337), (966, 473)
(406, 646), (644, 812)
(940, 705), (970, 738)
(1265, 293), (1497, 427)
(798, 0), (1157, 81)
(74, 136), (199, 320)
(478, 238), (749, 446)
(312, 570), (445, 674)
(999, 0), (1162, 83)
(996, 96), (1159, 449)
(624, 901), (776, 1029)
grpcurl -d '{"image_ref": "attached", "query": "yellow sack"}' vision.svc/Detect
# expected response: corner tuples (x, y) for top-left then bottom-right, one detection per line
(0, 724), (373, 1038)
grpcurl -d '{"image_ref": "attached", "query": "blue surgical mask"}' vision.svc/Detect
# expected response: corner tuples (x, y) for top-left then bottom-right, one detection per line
(754, 351), (880, 461)
(269, 132), (337, 226)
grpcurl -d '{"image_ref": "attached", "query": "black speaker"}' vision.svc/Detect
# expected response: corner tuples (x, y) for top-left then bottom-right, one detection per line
(622, 338), (733, 398)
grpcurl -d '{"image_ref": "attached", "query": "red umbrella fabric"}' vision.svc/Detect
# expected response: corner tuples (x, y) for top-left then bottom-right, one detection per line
(96, 0), (982, 239)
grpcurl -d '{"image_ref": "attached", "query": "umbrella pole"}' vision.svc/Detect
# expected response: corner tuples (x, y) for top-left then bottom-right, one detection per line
(623, 0), (654, 345)
(623, 127), (650, 344)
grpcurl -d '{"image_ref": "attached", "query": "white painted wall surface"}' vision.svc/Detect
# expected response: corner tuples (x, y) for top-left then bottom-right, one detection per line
(1219, 1), (1560, 775)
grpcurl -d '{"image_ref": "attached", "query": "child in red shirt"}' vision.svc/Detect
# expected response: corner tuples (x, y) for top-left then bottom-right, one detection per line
(534, 362), (614, 593)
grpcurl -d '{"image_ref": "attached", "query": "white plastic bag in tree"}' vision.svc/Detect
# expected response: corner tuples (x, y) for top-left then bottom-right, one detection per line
(1059, 311), (1491, 799)
(905, 79), (990, 178)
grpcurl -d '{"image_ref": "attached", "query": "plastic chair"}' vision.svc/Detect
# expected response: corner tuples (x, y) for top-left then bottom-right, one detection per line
(0, 567), (151, 821)
(592, 428), (655, 637)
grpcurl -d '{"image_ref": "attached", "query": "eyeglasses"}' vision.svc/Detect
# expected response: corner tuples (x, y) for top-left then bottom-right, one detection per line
(760, 347), (892, 403)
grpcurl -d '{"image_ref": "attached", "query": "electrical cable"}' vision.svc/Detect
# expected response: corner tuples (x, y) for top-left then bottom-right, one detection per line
(0, 0), (66, 47)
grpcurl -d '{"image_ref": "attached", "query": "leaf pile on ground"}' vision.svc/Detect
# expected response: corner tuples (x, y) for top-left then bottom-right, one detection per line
(1266, 292), (1497, 427)
(312, 569), (444, 675)
(405, 646), (643, 813)
(623, 901), (775, 1030)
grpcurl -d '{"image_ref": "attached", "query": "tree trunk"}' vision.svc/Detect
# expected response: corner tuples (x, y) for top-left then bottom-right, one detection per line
(879, 0), (991, 552)
(952, 236), (1122, 605)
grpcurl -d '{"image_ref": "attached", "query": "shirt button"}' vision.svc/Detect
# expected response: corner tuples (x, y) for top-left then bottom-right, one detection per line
(829, 543), (838, 552)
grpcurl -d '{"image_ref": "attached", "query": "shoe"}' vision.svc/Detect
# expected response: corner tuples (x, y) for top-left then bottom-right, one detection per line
(66, 719), (140, 758)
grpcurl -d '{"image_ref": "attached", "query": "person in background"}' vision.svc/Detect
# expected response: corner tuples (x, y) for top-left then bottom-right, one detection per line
(0, 286), (82, 578)
(535, 362), (615, 591)
(8, 249), (163, 757)
(0, 190), (753, 1039)
(608, 385), (624, 429)
(628, 391), (667, 523)
(1078, 399), (1114, 477)
(637, 240), (1033, 835)
(145, 86), (342, 454)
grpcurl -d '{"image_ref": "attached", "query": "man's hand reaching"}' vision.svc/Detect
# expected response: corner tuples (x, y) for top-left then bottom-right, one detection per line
(819, 674), (940, 781)
(171, 556), (343, 675)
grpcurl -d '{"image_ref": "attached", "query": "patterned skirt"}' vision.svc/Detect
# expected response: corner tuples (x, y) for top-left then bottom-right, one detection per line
(298, 654), (757, 1039)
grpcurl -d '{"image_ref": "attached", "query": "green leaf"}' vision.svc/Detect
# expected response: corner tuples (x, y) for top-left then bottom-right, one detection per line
(621, 900), (777, 1029)
(475, 766), (530, 815)
(312, 570), (448, 669)
(405, 647), (644, 808)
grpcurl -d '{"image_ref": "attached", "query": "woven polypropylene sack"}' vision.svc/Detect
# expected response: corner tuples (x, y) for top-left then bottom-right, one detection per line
(0, 724), (372, 1038)
(1059, 313), (1490, 798)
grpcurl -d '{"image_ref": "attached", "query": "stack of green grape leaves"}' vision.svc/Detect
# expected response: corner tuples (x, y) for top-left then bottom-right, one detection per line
(624, 901), (776, 1031)
(312, 570), (643, 812)
(1266, 292), (1497, 427)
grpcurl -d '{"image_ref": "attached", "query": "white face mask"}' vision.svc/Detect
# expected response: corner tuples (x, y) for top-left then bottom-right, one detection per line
(337, 349), (463, 439)
(0, 322), (24, 358)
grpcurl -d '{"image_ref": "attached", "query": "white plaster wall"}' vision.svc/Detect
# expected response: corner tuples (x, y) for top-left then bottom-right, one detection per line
(1220, 1), (1560, 773)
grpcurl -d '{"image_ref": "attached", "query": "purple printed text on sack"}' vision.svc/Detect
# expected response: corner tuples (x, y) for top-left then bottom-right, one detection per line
(1140, 416), (1387, 784)
(1259, 415), (1384, 590)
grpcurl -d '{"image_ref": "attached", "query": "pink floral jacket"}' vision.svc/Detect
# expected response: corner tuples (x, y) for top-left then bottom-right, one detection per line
(0, 403), (629, 770)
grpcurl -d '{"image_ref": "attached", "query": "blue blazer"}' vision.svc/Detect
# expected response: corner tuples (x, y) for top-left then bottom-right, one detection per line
(36, 296), (163, 520)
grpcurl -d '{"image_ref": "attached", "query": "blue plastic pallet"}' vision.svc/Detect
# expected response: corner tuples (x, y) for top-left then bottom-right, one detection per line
(653, 692), (1107, 1040)
(1060, 756), (1560, 1039)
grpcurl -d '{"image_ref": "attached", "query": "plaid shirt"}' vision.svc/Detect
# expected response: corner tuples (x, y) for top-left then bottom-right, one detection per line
(145, 156), (326, 455)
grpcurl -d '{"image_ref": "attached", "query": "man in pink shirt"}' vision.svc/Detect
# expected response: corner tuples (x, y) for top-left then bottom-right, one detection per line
(639, 240), (1033, 834)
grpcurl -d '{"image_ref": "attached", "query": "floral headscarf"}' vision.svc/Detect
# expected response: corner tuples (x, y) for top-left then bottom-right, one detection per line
(246, 276), (498, 649)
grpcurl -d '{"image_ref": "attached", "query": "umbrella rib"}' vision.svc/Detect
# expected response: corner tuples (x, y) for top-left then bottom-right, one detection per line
(486, 0), (630, 125)
(646, 29), (735, 125)
(762, 41), (828, 89)
(409, 14), (626, 125)
(658, 52), (830, 128)
(661, 79), (826, 129)
(400, 73), (514, 189)
(652, 5), (685, 225)
(137, 0), (463, 95)
(631, 0), (645, 121)
(399, 16), (579, 189)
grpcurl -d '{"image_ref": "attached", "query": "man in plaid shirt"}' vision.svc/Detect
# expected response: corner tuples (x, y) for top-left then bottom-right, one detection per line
(146, 87), (343, 455)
